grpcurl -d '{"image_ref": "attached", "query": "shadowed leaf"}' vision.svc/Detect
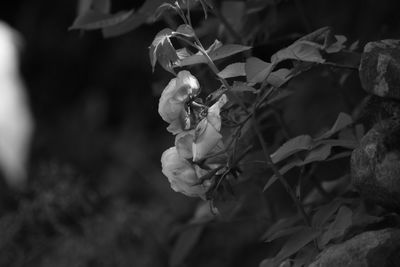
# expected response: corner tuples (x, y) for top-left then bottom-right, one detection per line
(245, 57), (273, 83)
(271, 135), (313, 164)
(70, 9), (134, 30)
(316, 112), (353, 140)
(218, 62), (245, 79)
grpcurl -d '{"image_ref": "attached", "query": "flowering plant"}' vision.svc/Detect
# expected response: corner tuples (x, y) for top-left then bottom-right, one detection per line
(71, 0), (373, 266)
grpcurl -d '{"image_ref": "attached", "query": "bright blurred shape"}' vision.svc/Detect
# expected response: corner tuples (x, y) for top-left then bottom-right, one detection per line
(0, 21), (33, 189)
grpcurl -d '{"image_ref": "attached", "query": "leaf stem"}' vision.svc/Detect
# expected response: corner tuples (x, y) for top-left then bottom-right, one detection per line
(252, 115), (311, 227)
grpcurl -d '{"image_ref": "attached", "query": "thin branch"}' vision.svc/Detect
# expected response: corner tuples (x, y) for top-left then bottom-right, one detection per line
(252, 116), (311, 227)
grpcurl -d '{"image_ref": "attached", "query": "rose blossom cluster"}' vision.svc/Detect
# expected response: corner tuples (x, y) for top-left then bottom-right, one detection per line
(159, 70), (227, 199)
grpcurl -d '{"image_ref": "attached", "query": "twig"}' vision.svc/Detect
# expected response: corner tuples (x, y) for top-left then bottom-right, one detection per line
(252, 115), (311, 227)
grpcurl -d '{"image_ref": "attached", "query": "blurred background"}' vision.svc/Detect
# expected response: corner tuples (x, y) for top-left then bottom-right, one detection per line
(0, 0), (399, 266)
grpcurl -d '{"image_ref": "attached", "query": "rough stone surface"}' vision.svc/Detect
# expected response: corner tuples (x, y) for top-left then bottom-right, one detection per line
(351, 119), (400, 212)
(309, 228), (400, 267)
(359, 39), (400, 100)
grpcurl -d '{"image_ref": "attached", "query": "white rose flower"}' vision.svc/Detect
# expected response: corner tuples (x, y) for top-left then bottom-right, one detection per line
(161, 147), (209, 198)
(158, 70), (200, 134)
(192, 95), (227, 162)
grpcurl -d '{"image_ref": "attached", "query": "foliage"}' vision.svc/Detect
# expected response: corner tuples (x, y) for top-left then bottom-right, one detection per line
(68, 0), (397, 266)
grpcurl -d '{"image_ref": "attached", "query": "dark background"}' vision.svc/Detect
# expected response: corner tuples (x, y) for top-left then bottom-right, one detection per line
(0, 0), (399, 266)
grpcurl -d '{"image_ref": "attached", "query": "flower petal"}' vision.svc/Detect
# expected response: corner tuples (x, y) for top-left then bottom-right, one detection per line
(158, 70), (200, 134)
(161, 147), (208, 198)
(175, 130), (194, 159)
(192, 119), (222, 162)
(207, 94), (227, 131)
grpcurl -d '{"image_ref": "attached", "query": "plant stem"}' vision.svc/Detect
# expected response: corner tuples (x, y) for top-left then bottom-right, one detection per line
(175, 35), (247, 111)
(252, 116), (311, 227)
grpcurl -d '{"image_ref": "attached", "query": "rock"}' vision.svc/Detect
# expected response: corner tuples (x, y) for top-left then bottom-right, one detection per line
(359, 39), (400, 100)
(309, 228), (400, 267)
(350, 119), (400, 212)
(355, 95), (400, 128)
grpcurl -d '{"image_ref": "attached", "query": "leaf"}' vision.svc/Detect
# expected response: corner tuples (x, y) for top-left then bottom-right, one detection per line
(265, 226), (306, 242)
(205, 39), (223, 53)
(149, 28), (178, 73)
(261, 215), (302, 241)
(206, 87), (227, 103)
(70, 9), (134, 30)
(175, 24), (195, 38)
(315, 112), (353, 140)
(326, 151), (352, 161)
(218, 62), (245, 79)
(264, 144), (341, 192)
(170, 224), (205, 266)
(267, 68), (291, 87)
(272, 40), (325, 64)
(270, 27), (347, 64)
(154, 3), (177, 21)
(102, 0), (175, 37)
(298, 26), (344, 54)
(263, 158), (303, 192)
(177, 43), (251, 67)
(231, 81), (256, 93)
(302, 144), (332, 165)
(298, 26), (332, 43)
(312, 199), (345, 229)
(316, 139), (358, 150)
(275, 227), (320, 263)
(245, 57), (274, 83)
(351, 211), (383, 230)
(271, 135), (313, 164)
(325, 35), (347, 53)
(175, 40), (222, 66)
(208, 44), (252, 61)
(320, 206), (353, 247)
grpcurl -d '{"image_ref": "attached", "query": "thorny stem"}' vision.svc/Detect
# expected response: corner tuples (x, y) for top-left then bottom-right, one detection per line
(252, 115), (312, 227)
